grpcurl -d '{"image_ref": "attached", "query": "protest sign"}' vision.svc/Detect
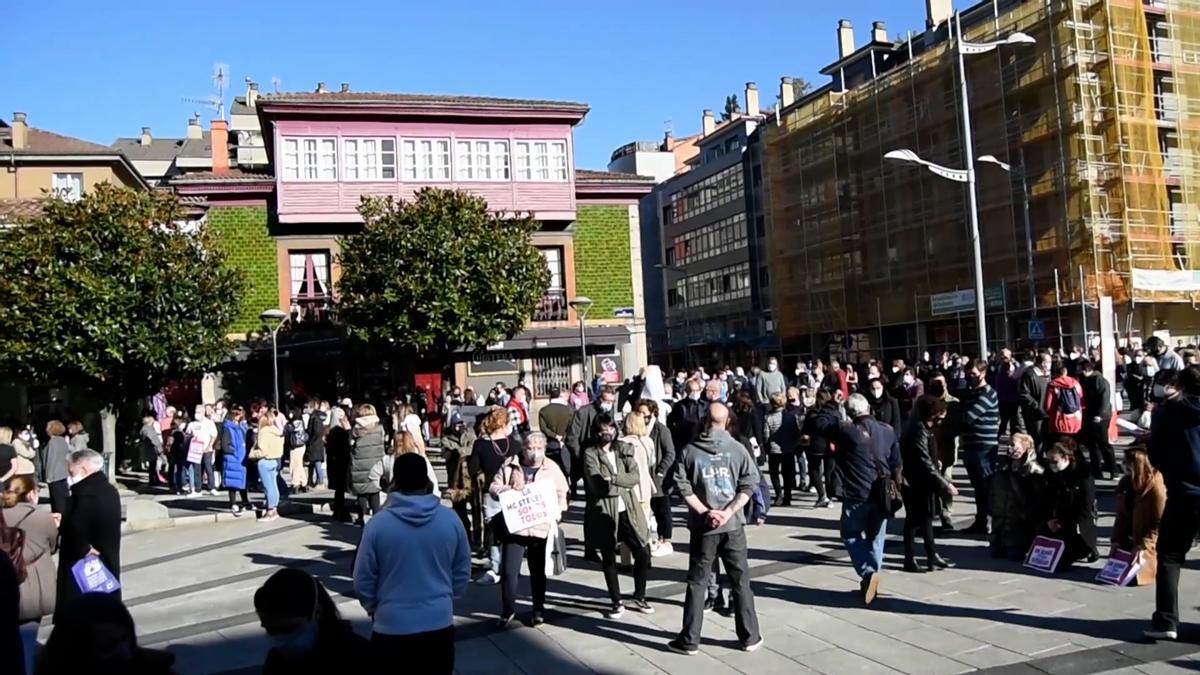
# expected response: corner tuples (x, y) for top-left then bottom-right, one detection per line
(1024, 536), (1065, 574)
(1097, 548), (1142, 587)
(499, 480), (557, 534)
(72, 554), (121, 594)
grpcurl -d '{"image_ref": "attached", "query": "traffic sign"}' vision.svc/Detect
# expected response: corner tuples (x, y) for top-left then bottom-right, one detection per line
(1028, 320), (1046, 340)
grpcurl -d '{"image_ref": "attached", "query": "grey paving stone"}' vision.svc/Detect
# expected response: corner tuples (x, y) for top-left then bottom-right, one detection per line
(950, 644), (1030, 670)
(891, 626), (990, 656)
(799, 647), (906, 675)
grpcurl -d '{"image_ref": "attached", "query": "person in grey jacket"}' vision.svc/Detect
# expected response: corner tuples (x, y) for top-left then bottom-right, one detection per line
(668, 403), (762, 656)
(42, 420), (72, 514)
(3, 475), (57, 675)
(754, 358), (788, 406)
(349, 405), (386, 525)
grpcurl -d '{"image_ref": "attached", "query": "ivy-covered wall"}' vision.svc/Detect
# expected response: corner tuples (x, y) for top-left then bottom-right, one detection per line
(207, 206), (276, 333)
(573, 205), (633, 318)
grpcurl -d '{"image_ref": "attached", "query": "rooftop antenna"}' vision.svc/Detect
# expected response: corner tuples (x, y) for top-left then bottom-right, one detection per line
(180, 62), (229, 119)
(271, 76), (281, 93)
(663, 117), (674, 135)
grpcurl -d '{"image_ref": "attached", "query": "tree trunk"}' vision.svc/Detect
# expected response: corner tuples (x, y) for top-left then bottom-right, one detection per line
(100, 405), (118, 484)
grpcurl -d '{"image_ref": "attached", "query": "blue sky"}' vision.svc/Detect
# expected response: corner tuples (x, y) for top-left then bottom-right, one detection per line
(3, 0), (928, 169)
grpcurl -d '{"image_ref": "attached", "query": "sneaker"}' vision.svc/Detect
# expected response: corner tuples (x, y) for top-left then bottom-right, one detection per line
(703, 597), (715, 613)
(497, 612), (515, 629)
(814, 498), (832, 509)
(861, 572), (880, 605)
(529, 611), (545, 627)
(667, 639), (698, 656)
(629, 598), (655, 614)
(652, 542), (674, 558)
(741, 636), (765, 652)
(231, 505), (242, 517)
(604, 603), (625, 619)
(806, 485), (817, 494)
(1144, 627), (1178, 641)
(475, 570), (501, 585)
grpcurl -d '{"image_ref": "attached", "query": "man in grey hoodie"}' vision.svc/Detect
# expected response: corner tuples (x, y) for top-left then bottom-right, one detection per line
(668, 403), (763, 656)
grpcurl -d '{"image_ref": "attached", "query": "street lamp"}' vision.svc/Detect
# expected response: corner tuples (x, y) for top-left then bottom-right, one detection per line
(885, 14), (1035, 359)
(978, 153), (1037, 318)
(260, 308), (289, 409)
(568, 296), (593, 385)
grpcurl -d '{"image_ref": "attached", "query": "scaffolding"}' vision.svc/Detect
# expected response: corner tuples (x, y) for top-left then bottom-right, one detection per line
(764, 0), (1200, 358)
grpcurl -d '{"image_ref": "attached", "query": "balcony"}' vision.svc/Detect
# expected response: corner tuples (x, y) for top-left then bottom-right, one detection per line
(533, 289), (569, 322)
(291, 296), (333, 325)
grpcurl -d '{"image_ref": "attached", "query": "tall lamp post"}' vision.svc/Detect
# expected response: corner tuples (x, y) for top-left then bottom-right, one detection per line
(884, 15), (1035, 359)
(978, 153), (1037, 318)
(260, 308), (289, 409)
(569, 296), (594, 386)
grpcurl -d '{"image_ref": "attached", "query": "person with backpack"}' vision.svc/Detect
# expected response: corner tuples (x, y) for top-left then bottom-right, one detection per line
(1044, 360), (1086, 449)
(3, 475), (57, 675)
(286, 408), (310, 492)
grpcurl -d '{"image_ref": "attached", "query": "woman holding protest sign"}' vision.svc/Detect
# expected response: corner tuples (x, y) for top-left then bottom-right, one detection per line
(488, 432), (568, 628)
(583, 414), (653, 619)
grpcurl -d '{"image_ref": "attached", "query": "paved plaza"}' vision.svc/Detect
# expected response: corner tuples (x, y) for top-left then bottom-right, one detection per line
(88, 454), (1200, 675)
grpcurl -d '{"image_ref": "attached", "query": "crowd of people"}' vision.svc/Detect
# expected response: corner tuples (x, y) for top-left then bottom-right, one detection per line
(2, 336), (1200, 673)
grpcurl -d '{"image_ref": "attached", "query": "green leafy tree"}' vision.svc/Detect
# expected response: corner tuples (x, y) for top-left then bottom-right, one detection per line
(0, 184), (245, 469)
(337, 188), (550, 358)
(722, 94), (741, 121)
(780, 77), (813, 104)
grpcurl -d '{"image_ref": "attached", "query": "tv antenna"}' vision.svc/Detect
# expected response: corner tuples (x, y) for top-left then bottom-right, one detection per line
(270, 76), (281, 93)
(664, 117), (674, 135)
(181, 62), (230, 119)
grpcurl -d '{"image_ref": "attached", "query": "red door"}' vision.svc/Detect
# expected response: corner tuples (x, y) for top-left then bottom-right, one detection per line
(414, 371), (443, 437)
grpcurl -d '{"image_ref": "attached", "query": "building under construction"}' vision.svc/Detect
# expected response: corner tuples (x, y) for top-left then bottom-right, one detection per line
(764, 0), (1200, 361)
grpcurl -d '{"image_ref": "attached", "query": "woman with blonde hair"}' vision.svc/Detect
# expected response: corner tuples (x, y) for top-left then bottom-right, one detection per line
(249, 411), (285, 522)
(1112, 445), (1166, 585)
(3, 474), (58, 674)
(619, 411), (656, 527)
(373, 430), (439, 496)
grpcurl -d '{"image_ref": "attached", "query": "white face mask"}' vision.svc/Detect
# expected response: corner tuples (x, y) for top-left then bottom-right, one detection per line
(903, 375), (914, 385)
(1050, 459), (1069, 473)
(66, 472), (83, 487)
(600, 402), (613, 412)
(767, 362), (778, 372)
(688, 391), (702, 401)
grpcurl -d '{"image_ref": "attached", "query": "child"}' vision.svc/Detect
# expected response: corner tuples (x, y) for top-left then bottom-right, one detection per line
(990, 433), (1044, 559)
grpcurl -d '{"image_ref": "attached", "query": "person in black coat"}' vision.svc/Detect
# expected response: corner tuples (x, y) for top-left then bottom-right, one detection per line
(865, 378), (901, 430)
(801, 390), (840, 508)
(1042, 438), (1099, 567)
(305, 401), (329, 490)
(54, 450), (122, 624)
(1078, 359), (1115, 478)
(255, 568), (369, 675)
(900, 396), (958, 572)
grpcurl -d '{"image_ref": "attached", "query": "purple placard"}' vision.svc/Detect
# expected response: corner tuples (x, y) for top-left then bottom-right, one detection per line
(71, 555), (121, 594)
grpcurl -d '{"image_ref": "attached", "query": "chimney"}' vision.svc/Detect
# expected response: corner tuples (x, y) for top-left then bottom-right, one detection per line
(187, 114), (203, 140)
(745, 82), (760, 117)
(663, 130), (674, 150)
(702, 109), (716, 135)
(780, 77), (796, 108)
(838, 19), (856, 58)
(340, 82), (350, 93)
(315, 81), (329, 94)
(210, 119), (229, 175)
(246, 81), (259, 110)
(10, 112), (27, 150)
(926, 0), (953, 29)
(140, 127), (152, 146)
(873, 21), (888, 42)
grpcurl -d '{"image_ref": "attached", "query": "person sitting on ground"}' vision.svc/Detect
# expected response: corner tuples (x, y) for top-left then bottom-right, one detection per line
(1041, 438), (1099, 567)
(353, 453), (470, 674)
(490, 432), (569, 628)
(990, 432), (1044, 560)
(36, 593), (175, 675)
(1111, 445), (1166, 586)
(255, 568), (368, 674)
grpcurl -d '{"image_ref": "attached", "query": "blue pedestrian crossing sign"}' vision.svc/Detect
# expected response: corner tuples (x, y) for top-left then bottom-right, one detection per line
(1028, 320), (1046, 340)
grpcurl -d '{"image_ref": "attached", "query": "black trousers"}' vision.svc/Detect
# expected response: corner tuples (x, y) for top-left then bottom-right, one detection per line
(356, 492), (381, 519)
(371, 626), (454, 674)
(501, 533), (547, 616)
(678, 527), (760, 648)
(599, 512), (650, 604)
(1084, 417), (1115, 477)
(227, 488), (251, 507)
(806, 452), (834, 501)
(650, 495), (672, 540)
(1153, 496), (1200, 631)
(999, 401), (1024, 436)
(48, 480), (69, 514)
(768, 453), (796, 502)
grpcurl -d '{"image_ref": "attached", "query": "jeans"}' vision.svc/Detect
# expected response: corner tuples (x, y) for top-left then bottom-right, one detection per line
(370, 626), (454, 674)
(599, 512), (650, 605)
(841, 499), (887, 578)
(1153, 496), (1200, 631)
(20, 621), (37, 675)
(768, 453), (795, 503)
(501, 533), (547, 615)
(678, 527), (760, 648)
(258, 459), (281, 509)
(310, 461), (326, 487)
(200, 452), (215, 491)
(961, 448), (995, 525)
(186, 462), (200, 493)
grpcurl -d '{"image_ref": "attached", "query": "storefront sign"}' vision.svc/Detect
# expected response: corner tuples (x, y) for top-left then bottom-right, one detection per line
(930, 287), (1004, 316)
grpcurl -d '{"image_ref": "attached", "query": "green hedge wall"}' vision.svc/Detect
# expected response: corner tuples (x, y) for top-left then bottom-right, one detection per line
(207, 206), (276, 333)
(573, 205), (633, 318)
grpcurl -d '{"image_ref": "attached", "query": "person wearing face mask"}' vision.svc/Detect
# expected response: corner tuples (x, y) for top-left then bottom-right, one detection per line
(1019, 352), (1053, 450)
(584, 414), (654, 619)
(990, 433), (1045, 560)
(1146, 336), (1185, 373)
(900, 396), (959, 573)
(354, 454), (470, 672)
(470, 408), (522, 584)
(257, 568), (368, 674)
(1078, 359), (1116, 479)
(864, 378), (900, 429)
(41, 420), (71, 515)
(755, 358), (788, 405)
(1044, 360), (1085, 451)
(668, 379), (707, 454)
(1111, 445), (1165, 587)
(636, 399), (677, 556)
(1040, 438), (1099, 567)
(489, 432), (569, 627)
(54, 449), (122, 625)
(3, 475), (57, 675)
(958, 359), (1000, 536)
(899, 369), (923, 419)
(566, 386), (618, 502)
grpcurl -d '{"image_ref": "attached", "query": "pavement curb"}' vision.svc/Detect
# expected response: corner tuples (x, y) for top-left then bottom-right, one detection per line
(122, 496), (336, 533)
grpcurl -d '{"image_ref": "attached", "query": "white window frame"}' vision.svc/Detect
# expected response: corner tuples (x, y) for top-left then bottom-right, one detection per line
(514, 140), (568, 182)
(281, 137), (338, 181)
(343, 137), (396, 181)
(402, 137), (452, 182)
(515, 141), (533, 181)
(455, 139), (510, 181)
(51, 172), (84, 201)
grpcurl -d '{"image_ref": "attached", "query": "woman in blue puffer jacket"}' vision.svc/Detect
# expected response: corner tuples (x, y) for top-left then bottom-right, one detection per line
(221, 405), (253, 516)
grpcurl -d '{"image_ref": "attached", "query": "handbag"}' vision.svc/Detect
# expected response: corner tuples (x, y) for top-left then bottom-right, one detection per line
(544, 520), (569, 577)
(870, 454), (903, 516)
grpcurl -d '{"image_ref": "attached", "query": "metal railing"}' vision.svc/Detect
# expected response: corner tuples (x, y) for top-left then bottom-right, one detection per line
(291, 296), (333, 324)
(532, 289), (569, 322)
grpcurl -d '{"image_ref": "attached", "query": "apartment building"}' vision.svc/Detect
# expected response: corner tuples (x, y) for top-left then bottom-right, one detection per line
(765, 0), (1200, 361)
